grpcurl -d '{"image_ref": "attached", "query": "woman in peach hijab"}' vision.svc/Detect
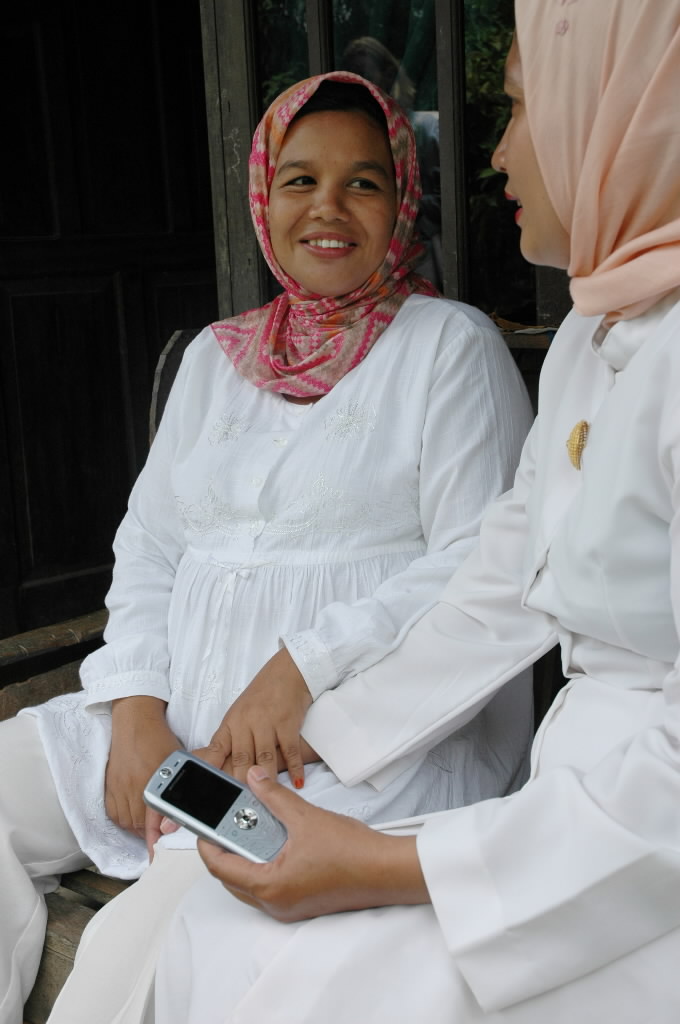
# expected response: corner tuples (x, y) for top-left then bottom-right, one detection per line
(155, 1), (680, 1020)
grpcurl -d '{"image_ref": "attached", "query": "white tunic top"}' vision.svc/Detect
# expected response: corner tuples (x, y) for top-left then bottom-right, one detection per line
(23, 295), (534, 878)
(154, 295), (680, 1024)
(296, 293), (680, 1017)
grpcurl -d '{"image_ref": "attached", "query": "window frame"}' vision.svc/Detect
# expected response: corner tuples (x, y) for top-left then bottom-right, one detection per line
(199, 0), (569, 324)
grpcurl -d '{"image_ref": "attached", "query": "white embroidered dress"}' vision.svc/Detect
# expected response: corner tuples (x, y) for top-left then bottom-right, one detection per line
(23, 295), (534, 878)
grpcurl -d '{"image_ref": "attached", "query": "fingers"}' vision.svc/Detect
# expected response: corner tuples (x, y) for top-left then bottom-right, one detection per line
(199, 724), (282, 784)
(195, 732), (232, 770)
(105, 776), (145, 837)
(276, 725), (305, 790)
(244, 765), (308, 824)
(197, 839), (266, 907)
(145, 807), (163, 860)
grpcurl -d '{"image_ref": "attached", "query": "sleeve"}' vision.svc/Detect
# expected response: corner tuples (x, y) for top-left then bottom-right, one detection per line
(78, 339), (196, 709)
(301, 420), (557, 788)
(415, 387), (680, 1012)
(284, 319), (537, 700)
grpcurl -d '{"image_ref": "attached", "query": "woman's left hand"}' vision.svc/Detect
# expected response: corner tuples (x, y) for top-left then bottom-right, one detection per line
(195, 647), (317, 788)
(197, 766), (429, 923)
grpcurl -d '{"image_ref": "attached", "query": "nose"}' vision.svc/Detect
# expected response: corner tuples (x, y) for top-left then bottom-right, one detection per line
(310, 184), (350, 222)
(491, 125), (509, 174)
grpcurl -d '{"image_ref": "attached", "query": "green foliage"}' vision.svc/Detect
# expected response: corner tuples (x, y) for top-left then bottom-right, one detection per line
(464, 0), (534, 320)
(256, 0), (308, 110)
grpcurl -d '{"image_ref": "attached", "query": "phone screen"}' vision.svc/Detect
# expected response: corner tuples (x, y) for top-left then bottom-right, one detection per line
(162, 760), (243, 828)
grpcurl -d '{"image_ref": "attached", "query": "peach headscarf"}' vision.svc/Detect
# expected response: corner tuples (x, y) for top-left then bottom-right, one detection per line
(516, 0), (680, 321)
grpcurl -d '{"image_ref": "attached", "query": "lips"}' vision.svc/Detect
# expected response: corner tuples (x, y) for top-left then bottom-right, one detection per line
(504, 190), (523, 224)
(305, 238), (355, 249)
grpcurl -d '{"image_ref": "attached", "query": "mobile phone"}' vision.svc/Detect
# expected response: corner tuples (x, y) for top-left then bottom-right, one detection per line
(144, 750), (288, 863)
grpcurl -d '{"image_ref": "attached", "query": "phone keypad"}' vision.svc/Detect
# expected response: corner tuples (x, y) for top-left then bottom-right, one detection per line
(216, 795), (287, 861)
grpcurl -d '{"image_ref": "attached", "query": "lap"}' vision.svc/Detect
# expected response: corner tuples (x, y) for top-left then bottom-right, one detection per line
(0, 713), (86, 873)
(48, 848), (206, 1024)
(156, 872), (680, 1024)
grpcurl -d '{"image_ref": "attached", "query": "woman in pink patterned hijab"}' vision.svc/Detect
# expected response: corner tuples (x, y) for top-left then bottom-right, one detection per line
(0, 70), (535, 1024)
(154, 5), (680, 1024)
(212, 71), (438, 398)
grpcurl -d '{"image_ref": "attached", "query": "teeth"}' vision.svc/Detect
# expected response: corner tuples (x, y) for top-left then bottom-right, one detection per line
(307, 239), (352, 248)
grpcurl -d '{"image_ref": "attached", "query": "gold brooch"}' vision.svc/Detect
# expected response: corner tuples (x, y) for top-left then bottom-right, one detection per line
(566, 420), (589, 470)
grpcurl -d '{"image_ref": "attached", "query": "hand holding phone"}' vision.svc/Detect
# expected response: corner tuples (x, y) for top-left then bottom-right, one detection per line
(144, 750), (288, 863)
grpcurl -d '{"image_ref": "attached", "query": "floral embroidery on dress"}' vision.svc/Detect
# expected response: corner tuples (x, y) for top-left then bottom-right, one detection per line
(265, 475), (420, 538)
(209, 413), (248, 446)
(285, 632), (328, 675)
(49, 693), (142, 870)
(172, 668), (225, 704)
(176, 481), (262, 537)
(177, 474), (419, 541)
(324, 402), (377, 441)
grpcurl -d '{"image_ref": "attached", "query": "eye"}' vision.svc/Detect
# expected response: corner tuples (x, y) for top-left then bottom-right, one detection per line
(348, 177), (382, 191)
(282, 174), (316, 188)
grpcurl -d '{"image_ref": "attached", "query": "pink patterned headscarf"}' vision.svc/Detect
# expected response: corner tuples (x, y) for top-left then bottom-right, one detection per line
(516, 0), (680, 321)
(212, 71), (438, 397)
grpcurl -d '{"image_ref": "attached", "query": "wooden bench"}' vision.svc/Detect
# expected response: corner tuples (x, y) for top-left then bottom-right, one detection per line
(0, 327), (563, 1022)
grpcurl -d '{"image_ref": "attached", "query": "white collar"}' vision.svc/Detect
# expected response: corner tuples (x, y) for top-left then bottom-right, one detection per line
(590, 287), (680, 372)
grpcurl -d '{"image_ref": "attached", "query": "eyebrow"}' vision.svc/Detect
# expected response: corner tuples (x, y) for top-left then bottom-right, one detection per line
(274, 159), (391, 179)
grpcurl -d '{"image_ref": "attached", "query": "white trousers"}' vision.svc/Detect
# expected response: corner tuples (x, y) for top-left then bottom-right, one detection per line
(0, 715), (90, 1024)
(156, 871), (680, 1024)
(0, 716), (205, 1024)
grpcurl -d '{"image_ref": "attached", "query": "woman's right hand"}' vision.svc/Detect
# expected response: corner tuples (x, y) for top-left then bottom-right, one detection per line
(105, 696), (179, 841)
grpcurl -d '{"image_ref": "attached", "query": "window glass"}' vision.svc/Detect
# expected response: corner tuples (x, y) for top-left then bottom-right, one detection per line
(255, 0), (309, 112)
(333, 1), (442, 291)
(464, 0), (534, 322)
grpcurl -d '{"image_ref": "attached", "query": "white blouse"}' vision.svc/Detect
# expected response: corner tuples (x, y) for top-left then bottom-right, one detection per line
(302, 293), (680, 1014)
(23, 294), (534, 877)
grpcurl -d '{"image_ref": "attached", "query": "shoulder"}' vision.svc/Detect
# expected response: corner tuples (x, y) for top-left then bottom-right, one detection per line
(394, 294), (520, 380)
(396, 294), (505, 350)
(156, 325), (245, 434)
(168, 324), (244, 394)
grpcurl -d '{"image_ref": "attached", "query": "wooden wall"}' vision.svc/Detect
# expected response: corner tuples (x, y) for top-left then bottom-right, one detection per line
(0, 0), (218, 636)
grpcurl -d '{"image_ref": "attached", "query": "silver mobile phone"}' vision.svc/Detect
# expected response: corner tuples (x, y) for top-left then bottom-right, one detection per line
(144, 750), (288, 863)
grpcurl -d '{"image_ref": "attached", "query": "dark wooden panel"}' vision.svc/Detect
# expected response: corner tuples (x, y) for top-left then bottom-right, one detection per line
(306, 0), (333, 75)
(200, 0), (267, 317)
(0, 0), (216, 637)
(0, 18), (55, 237)
(5, 277), (135, 562)
(144, 270), (217, 365)
(0, 278), (134, 627)
(60, 2), (168, 235)
(435, 0), (468, 300)
(0, 382), (20, 638)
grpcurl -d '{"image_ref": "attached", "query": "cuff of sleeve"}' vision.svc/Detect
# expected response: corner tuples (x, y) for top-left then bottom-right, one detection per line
(301, 689), (421, 790)
(281, 630), (339, 700)
(417, 796), (532, 1014)
(80, 670), (172, 709)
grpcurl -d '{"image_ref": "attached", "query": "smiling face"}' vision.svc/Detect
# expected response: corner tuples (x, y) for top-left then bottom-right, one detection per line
(491, 38), (571, 270)
(268, 109), (397, 298)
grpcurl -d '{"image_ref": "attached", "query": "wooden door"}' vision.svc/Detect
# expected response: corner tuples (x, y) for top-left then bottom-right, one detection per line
(0, 0), (218, 636)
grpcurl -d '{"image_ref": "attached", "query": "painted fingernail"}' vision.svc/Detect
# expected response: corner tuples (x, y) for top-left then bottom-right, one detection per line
(294, 777), (304, 790)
